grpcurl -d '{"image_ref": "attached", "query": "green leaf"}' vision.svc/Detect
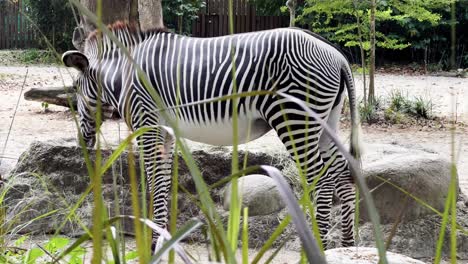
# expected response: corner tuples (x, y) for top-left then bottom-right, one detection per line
(125, 251), (139, 261)
(24, 248), (44, 264)
(45, 237), (70, 254)
(261, 166), (325, 264)
(14, 236), (28, 247)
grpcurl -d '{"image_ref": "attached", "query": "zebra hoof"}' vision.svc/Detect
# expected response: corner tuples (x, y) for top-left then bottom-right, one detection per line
(341, 241), (354, 247)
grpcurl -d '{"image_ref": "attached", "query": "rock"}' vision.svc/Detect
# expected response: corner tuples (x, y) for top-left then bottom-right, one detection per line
(4, 140), (285, 235)
(223, 174), (286, 216)
(325, 247), (426, 264)
(5, 141), (139, 235)
(356, 207), (468, 260)
(360, 144), (454, 224)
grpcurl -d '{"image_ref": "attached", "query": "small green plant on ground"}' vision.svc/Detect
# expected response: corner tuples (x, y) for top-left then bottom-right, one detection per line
(359, 97), (382, 124)
(389, 90), (406, 112)
(413, 96), (433, 119)
(41, 102), (49, 113)
(387, 90), (433, 120)
(1, 236), (86, 264)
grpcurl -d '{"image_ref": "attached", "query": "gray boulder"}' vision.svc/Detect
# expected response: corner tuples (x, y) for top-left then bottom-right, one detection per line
(5, 141), (138, 235)
(360, 144), (454, 224)
(223, 174), (286, 216)
(4, 140), (284, 235)
(325, 247), (426, 264)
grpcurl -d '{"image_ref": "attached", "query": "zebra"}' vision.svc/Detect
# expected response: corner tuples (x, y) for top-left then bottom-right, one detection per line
(62, 21), (362, 250)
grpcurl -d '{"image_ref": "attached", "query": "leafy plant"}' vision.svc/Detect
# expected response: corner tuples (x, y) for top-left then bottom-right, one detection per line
(163, 0), (206, 34)
(387, 90), (433, 120)
(41, 102), (49, 113)
(359, 101), (378, 124)
(384, 108), (404, 124)
(413, 96), (433, 119)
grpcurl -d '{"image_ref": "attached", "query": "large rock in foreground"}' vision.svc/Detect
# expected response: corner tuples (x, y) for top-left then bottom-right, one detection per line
(360, 144), (455, 224)
(4, 140), (284, 235)
(223, 174), (286, 216)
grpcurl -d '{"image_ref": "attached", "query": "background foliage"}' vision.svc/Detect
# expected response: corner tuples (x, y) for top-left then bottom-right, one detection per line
(24, 0), (76, 52)
(299, 0), (467, 69)
(162, 0), (206, 35)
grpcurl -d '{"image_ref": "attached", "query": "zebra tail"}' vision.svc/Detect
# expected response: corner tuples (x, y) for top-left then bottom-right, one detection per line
(342, 64), (363, 162)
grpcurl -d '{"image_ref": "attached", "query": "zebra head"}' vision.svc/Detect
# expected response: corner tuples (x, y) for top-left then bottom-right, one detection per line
(62, 50), (98, 148)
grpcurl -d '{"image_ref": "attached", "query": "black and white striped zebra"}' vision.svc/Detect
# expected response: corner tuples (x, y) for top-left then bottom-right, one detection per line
(62, 21), (362, 250)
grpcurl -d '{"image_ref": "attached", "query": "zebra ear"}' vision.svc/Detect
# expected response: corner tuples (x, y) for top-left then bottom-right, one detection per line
(62, 51), (89, 72)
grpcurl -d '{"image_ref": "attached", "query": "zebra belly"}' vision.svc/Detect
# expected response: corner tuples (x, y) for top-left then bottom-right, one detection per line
(176, 117), (271, 146)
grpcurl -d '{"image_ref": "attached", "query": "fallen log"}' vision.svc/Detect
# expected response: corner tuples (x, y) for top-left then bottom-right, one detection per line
(24, 86), (77, 108)
(24, 87), (120, 118)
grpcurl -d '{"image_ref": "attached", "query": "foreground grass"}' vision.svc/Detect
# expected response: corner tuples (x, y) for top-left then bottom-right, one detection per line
(0, 0), (465, 264)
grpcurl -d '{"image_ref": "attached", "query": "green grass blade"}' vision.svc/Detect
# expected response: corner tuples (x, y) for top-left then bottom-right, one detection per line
(278, 91), (388, 263)
(434, 183), (453, 264)
(149, 219), (202, 264)
(242, 207), (249, 264)
(106, 226), (121, 264)
(169, 143), (179, 264)
(127, 145), (148, 263)
(99, 127), (152, 176)
(261, 165), (326, 264)
(251, 214), (292, 264)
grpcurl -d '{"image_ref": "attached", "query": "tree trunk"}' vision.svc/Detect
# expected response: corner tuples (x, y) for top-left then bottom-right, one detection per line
(73, 0), (139, 51)
(138, 0), (164, 31)
(353, 0), (367, 106)
(368, 0), (376, 105)
(286, 0), (296, 27)
(450, 1), (456, 70)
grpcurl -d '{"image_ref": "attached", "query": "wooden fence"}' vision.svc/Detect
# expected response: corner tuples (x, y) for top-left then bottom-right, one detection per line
(0, 0), (288, 49)
(0, 0), (37, 49)
(192, 0), (289, 37)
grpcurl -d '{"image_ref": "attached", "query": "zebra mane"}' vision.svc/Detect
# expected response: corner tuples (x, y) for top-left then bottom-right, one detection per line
(85, 21), (168, 57)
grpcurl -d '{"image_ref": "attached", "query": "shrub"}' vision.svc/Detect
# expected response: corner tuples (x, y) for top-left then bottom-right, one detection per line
(413, 96), (433, 119)
(359, 101), (379, 124)
(389, 90), (406, 112)
(384, 108), (405, 124)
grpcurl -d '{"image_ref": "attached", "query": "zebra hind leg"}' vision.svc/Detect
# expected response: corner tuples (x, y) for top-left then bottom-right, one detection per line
(312, 178), (335, 249)
(335, 168), (355, 247)
(322, 142), (356, 247)
(269, 119), (334, 248)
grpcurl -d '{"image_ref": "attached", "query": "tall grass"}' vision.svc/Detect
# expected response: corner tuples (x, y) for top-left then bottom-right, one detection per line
(0, 0), (465, 263)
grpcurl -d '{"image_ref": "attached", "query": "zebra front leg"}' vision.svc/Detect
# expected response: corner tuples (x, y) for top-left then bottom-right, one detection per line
(137, 129), (175, 253)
